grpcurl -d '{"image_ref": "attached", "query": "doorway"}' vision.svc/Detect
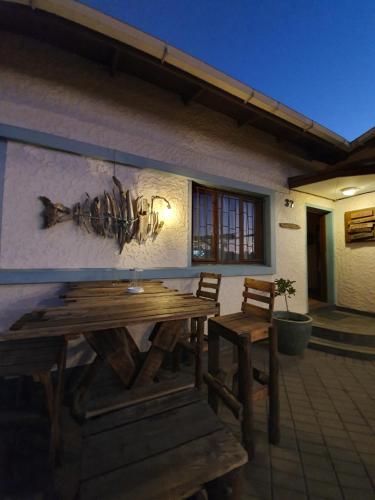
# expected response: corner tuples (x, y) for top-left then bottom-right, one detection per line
(307, 207), (329, 305)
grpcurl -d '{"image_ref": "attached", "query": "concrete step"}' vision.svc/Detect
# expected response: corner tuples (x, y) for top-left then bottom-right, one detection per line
(312, 324), (375, 347)
(309, 336), (375, 360)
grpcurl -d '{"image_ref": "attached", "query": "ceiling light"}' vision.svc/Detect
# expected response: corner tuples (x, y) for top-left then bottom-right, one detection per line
(341, 187), (358, 197)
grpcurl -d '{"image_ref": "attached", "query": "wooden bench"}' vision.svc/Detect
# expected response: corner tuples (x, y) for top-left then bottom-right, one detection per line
(79, 386), (247, 499)
(0, 336), (67, 463)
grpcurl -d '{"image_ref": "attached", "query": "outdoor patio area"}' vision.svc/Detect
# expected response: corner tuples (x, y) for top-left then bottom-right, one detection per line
(2, 347), (375, 500)
(228, 348), (375, 499)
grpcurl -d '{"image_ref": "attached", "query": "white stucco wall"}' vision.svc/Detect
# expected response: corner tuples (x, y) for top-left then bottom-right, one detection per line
(334, 192), (375, 313)
(0, 31), (336, 360)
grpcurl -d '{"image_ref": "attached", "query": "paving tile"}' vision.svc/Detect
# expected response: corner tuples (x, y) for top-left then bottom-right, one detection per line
(317, 418), (344, 430)
(337, 471), (373, 489)
(325, 436), (355, 451)
(271, 446), (301, 463)
(343, 488), (375, 500)
(303, 465), (338, 484)
(296, 430), (325, 445)
(271, 456), (303, 476)
(301, 452), (332, 470)
(298, 441), (328, 456)
(243, 464), (271, 483)
(343, 422), (372, 434)
(332, 459), (368, 477)
(328, 448), (361, 463)
(272, 486), (308, 500)
(359, 453), (375, 466)
(272, 471), (306, 492)
(294, 421), (321, 434)
(321, 427), (350, 439)
(306, 479), (343, 499)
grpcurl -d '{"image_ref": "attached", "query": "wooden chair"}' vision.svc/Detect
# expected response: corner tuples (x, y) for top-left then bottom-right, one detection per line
(173, 272), (221, 370)
(204, 278), (279, 459)
(0, 336), (67, 464)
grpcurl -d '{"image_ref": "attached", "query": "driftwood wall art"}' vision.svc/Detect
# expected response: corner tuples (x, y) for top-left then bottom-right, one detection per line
(39, 176), (171, 253)
(345, 207), (375, 243)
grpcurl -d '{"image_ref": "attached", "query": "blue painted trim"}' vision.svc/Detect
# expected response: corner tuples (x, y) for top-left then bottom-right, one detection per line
(305, 203), (336, 304)
(0, 264), (275, 285)
(0, 139), (7, 259)
(0, 122), (276, 284)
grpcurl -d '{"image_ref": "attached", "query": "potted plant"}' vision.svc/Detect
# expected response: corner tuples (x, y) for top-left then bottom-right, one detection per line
(273, 278), (313, 355)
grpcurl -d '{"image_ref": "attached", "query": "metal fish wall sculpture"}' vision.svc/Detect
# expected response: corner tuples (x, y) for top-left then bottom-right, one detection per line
(39, 176), (169, 253)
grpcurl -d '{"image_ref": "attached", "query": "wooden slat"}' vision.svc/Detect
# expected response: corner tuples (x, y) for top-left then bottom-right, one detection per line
(244, 278), (274, 293)
(350, 209), (373, 219)
(5, 301), (215, 333)
(204, 372), (242, 419)
(242, 302), (270, 321)
(242, 291), (271, 304)
(81, 400), (223, 480)
(84, 386), (199, 435)
(200, 281), (220, 290)
(350, 232), (374, 240)
(197, 290), (217, 300)
(85, 375), (194, 418)
(348, 215), (375, 224)
(80, 428), (247, 500)
(348, 224), (373, 233)
(0, 306), (212, 339)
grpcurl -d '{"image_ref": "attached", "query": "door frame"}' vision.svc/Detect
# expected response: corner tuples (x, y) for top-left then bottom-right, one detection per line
(305, 203), (335, 306)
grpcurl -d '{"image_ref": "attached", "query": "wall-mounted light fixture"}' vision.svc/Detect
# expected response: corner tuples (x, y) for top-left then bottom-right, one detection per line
(151, 195), (172, 221)
(284, 198), (295, 208)
(341, 187), (358, 197)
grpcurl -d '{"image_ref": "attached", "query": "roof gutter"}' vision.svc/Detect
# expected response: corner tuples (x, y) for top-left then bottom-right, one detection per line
(4, 0), (351, 152)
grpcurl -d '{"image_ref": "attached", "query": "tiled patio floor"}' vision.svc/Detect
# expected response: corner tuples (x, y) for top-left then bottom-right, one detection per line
(3, 348), (375, 499)
(222, 348), (375, 500)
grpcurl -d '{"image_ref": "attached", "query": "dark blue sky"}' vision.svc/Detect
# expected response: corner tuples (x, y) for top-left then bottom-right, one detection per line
(80, 1), (375, 141)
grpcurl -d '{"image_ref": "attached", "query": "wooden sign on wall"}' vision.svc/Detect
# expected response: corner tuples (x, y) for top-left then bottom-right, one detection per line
(345, 207), (375, 243)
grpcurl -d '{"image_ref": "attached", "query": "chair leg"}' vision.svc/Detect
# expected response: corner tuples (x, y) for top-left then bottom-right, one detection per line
(207, 326), (220, 414)
(268, 324), (280, 444)
(237, 334), (254, 460)
(195, 317), (205, 390)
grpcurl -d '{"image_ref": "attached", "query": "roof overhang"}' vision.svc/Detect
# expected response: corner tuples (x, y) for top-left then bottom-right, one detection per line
(0, 0), (351, 164)
(289, 146), (375, 200)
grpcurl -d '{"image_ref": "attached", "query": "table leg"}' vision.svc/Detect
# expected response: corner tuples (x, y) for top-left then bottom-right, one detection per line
(72, 354), (104, 419)
(238, 333), (254, 460)
(132, 320), (183, 388)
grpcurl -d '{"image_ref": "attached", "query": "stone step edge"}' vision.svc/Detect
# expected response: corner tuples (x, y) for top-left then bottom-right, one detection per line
(309, 336), (375, 360)
(312, 325), (375, 347)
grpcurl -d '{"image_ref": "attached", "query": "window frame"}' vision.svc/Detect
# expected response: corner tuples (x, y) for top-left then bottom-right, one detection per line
(191, 182), (264, 265)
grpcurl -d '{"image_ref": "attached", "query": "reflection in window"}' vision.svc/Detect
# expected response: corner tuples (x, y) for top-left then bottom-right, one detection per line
(192, 183), (263, 264)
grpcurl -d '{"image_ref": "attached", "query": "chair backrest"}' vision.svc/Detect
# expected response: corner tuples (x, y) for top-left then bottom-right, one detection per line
(196, 272), (222, 302)
(241, 278), (275, 322)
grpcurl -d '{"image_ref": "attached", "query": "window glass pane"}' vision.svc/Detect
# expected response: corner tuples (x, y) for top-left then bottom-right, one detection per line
(218, 193), (240, 262)
(192, 189), (214, 260)
(243, 200), (256, 260)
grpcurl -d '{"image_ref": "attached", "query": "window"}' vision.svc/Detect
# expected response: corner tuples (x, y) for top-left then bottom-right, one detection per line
(192, 183), (264, 264)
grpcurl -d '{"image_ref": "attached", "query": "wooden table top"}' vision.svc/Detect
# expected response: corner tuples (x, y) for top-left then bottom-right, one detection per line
(1, 281), (217, 340)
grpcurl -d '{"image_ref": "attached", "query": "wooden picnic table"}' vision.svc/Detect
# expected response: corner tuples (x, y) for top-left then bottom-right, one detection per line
(1, 280), (217, 416)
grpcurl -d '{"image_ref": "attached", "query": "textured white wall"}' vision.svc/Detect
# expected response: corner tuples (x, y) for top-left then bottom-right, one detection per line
(334, 192), (375, 313)
(1, 143), (188, 269)
(0, 31), (336, 358)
